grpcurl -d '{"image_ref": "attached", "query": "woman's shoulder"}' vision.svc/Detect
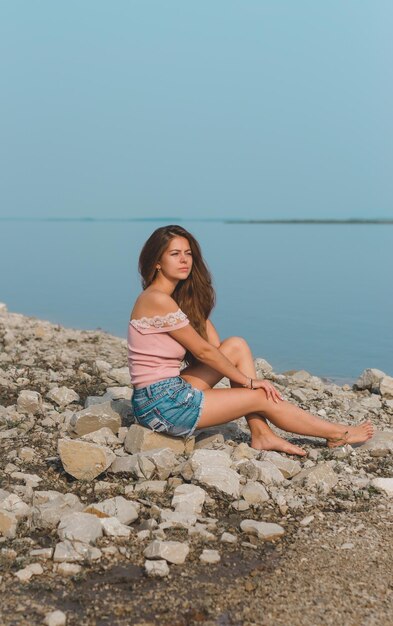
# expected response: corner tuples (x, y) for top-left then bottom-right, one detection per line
(130, 290), (181, 321)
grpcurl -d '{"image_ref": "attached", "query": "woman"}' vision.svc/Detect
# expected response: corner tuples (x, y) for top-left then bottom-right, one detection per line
(128, 225), (373, 456)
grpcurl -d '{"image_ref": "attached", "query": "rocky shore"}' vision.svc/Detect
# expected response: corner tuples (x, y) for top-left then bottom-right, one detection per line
(0, 304), (392, 626)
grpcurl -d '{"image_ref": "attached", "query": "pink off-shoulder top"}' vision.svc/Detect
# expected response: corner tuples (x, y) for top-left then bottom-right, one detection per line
(127, 308), (190, 388)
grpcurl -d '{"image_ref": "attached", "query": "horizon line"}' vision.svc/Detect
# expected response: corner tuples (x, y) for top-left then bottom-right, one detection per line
(1, 216), (393, 225)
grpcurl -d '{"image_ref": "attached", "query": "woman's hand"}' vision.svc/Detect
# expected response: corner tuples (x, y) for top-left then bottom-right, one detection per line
(251, 379), (284, 403)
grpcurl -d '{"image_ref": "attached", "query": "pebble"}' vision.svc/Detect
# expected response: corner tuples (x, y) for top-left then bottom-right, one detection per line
(144, 559), (170, 577)
(199, 549), (221, 564)
(44, 610), (67, 626)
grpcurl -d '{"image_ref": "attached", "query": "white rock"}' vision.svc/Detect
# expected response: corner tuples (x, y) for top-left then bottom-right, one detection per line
(17, 390), (42, 415)
(171, 484), (206, 514)
(190, 449), (232, 471)
(85, 496), (139, 525)
(109, 454), (151, 478)
(288, 370), (311, 384)
(18, 447), (36, 462)
(261, 451), (302, 478)
(30, 547), (54, 559)
(160, 509), (197, 529)
(53, 540), (102, 563)
(188, 523), (216, 541)
(69, 403), (121, 436)
(355, 368), (386, 391)
(231, 500), (250, 511)
(142, 448), (178, 480)
(144, 540), (189, 564)
(14, 562), (43, 582)
(241, 481), (269, 505)
(56, 563), (82, 577)
(81, 427), (120, 448)
(33, 491), (83, 529)
(124, 424), (194, 455)
(134, 480), (167, 494)
(240, 519), (285, 540)
(101, 517), (132, 537)
(371, 478), (393, 497)
(58, 512), (103, 544)
(300, 515), (315, 526)
(194, 433), (225, 449)
(292, 462), (338, 494)
(47, 386), (80, 407)
(107, 366), (131, 386)
(238, 459), (285, 485)
(58, 438), (116, 480)
(199, 549), (221, 564)
(0, 494), (30, 519)
(194, 465), (240, 498)
(254, 358), (274, 375)
(0, 510), (18, 538)
(11, 471), (42, 488)
(358, 431), (393, 454)
(220, 532), (237, 544)
(231, 442), (256, 461)
(144, 559), (170, 577)
(380, 376), (393, 399)
(0, 302), (7, 314)
(44, 610), (67, 626)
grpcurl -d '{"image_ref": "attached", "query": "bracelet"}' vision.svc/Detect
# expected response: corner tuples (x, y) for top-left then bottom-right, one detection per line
(243, 377), (254, 389)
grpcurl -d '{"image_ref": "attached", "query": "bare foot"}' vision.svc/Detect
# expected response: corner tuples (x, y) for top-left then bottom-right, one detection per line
(251, 432), (307, 456)
(327, 420), (374, 448)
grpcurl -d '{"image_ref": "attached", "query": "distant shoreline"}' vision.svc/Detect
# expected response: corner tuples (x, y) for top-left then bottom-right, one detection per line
(1, 217), (393, 225)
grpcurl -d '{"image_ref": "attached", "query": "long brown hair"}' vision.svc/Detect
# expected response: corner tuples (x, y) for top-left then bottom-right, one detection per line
(138, 225), (216, 364)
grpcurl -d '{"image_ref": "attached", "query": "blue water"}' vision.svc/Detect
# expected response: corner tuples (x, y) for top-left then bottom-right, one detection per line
(0, 220), (392, 382)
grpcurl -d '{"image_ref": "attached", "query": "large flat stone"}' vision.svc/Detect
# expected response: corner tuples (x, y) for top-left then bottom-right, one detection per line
(109, 454), (155, 479)
(58, 512), (103, 544)
(193, 465), (240, 498)
(32, 491), (83, 529)
(371, 478), (393, 497)
(53, 540), (102, 563)
(241, 481), (269, 505)
(144, 540), (189, 564)
(292, 462), (338, 494)
(58, 438), (115, 480)
(124, 424), (194, 455)
(171, 484), (206, 514)
(240, 519), (285, 540)
(85, 496), (139, 525)
(141, 448), (178, 480)
(47, 386), (80, 407)
(68, 402), (122, 436)
(261, 451), (302, 478)
(237, 459), (286, 485)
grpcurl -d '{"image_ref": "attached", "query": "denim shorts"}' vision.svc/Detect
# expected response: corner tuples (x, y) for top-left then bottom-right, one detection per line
(131, 376), (205, 438)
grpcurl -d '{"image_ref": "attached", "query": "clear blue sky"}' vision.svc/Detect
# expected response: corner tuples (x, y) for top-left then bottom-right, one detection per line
(1, 1), (392, 220)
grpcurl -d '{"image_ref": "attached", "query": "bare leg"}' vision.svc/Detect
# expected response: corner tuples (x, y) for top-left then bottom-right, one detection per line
(220, 337), (306, 455)
(182, 336), (305, 455)
(196, 386), (373, 447)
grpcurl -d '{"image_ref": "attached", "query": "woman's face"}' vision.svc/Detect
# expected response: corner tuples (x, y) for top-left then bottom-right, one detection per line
(158, 236), (193, 280)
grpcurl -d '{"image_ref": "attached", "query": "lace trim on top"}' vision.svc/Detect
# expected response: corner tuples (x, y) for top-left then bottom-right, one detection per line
(130, 308), (188, 330)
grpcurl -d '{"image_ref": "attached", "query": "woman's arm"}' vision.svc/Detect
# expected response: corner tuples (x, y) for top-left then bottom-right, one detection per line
(170, 323), (250, 387)
(206, 319), (221, 347)
(143, 292), (250, 387)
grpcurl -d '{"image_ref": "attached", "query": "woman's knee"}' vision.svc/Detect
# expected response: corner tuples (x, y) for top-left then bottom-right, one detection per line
(220, 336), (251, 359)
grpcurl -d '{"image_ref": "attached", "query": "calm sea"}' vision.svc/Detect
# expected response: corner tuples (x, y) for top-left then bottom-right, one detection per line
(0, 219), (392, 383)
